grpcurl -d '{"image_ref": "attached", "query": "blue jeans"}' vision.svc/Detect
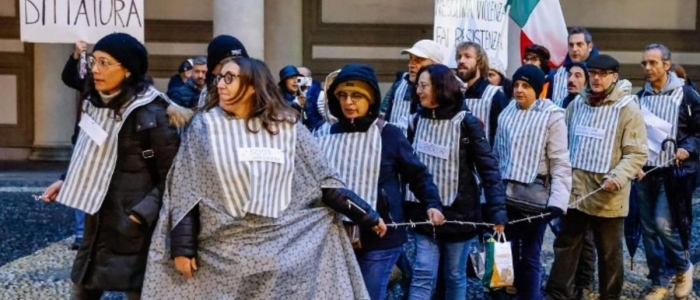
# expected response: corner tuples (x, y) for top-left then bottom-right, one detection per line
(634, 174), (690, 286)
(74, 209), (85, 239)
(506, 209), (548, 300)
(356, 247), (402, 300)
(408, 233), (471, 300)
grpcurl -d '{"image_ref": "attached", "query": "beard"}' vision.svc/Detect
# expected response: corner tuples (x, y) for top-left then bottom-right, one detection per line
(458, 66), (478, 82)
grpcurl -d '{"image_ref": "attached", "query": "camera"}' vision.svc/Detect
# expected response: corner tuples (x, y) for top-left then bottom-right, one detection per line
(296, 76), (313, 97)
(296, 76), (312, 88)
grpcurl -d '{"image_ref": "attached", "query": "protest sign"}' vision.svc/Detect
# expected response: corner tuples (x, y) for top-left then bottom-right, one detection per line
(434, 0), (509, 70)
(20, 0), (144, 43)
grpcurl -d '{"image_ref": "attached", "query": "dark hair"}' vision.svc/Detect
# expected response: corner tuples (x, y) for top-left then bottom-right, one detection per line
(411, 64), (463, 110)
(524, 44), (551, 74)
(81, 70), (152, 119)
(202, 57), (299, 135)
(568, 26), (593, 44)
(192, 56), (207, 66)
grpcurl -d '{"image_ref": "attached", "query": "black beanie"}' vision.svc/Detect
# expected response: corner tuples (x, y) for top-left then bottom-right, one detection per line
(93, 33), (148, 77)
(586, 54), (619, 72)
(178, 59), (193, 73)
(512, 64), (545, 96)
(207, 35), (249, 73)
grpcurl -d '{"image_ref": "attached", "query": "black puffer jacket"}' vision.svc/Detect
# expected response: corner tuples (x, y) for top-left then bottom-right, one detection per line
(406, 103), (507, 243)
(70, 97), (181, 291)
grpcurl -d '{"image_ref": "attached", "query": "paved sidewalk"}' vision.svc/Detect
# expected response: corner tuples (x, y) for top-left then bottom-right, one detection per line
(1, 161), (700, 299)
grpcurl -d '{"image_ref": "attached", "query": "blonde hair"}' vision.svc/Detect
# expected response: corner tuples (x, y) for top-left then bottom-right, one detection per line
(455, 42), (489, 78)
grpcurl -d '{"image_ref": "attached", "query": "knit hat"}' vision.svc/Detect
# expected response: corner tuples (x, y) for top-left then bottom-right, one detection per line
(401, 40), (445, 64)
(279, 65), (302, 81)
(586, 54), (620, 72)
(334, 80), (375, 103)
(327, 64), (382, 126)
(206, 35), (249, 73)
(178, 59), (193, 73)
(489, 60), (506, 77)
(93, 33), (148, 77)
(512, 64), (546, 96)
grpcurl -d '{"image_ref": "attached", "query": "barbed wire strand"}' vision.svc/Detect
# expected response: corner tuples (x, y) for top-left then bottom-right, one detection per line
(386, 157), (677, 229)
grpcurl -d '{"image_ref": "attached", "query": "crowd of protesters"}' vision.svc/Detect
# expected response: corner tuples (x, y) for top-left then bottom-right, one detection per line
(38, 23), (700, 300)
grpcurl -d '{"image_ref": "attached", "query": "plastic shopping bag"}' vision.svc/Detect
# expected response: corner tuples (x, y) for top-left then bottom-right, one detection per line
(482, 232), (514, 288)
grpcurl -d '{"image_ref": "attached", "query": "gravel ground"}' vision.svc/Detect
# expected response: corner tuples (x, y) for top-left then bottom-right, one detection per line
(1, 161), (700, 299)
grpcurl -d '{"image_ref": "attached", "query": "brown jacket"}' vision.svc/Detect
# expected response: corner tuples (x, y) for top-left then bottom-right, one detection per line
(566, 80), (648, 218)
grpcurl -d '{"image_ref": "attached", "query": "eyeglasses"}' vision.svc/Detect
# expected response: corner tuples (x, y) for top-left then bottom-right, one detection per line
(588, 70), (615, 78)
(416, 83), (432, 91)
(215, 72), (240, 85)
(336, 92), (367, 103)
(88, 56), (121, 71)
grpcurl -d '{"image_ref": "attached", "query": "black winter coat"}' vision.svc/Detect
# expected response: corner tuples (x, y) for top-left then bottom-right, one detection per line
(406, 103), (507, 243)
(167, 78), (202, 109)
(323, 63), (443, 251)
(70, 97), (180, 291)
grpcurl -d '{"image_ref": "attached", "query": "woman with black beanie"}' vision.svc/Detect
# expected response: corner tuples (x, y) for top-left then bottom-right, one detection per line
(40, 32), (191, 299)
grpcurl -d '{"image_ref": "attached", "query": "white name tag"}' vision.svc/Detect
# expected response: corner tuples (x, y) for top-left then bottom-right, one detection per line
(238, 147), (285, 164)
(416, 140), (450, 160)
(78, 112), (108, 146)
(395, 115), (410, 129)
(575, 126), (606, 140)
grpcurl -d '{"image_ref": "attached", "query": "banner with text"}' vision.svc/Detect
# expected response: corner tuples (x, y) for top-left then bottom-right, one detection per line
(19, 0), (144, 43)
(434, 0), (509, 70)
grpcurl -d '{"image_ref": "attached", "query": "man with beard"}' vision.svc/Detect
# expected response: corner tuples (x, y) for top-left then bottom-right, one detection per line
(456, 41), (509, 144)
(168, 56), (207, 109)
(380, 39), (445, 136)
(546, 54), (648, 300)
(549, 27), (600, 106)
(635, 43), (700, 300)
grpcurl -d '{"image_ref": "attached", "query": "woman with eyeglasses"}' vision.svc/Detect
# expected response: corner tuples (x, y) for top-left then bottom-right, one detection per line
(315, 64), (444, 300)
(40, 33), (191, 300)
(141, 57), (386, 300)
(404, 64), (507, 300)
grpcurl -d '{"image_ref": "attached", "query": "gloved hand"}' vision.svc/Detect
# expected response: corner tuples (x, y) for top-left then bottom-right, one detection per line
(545, 206), (565, 219)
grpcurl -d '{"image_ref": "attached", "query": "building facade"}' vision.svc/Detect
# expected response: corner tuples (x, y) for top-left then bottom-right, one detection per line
(0, 0), (699, 160)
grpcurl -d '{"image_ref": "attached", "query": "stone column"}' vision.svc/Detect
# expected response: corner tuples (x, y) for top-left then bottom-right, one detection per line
(29, 44), (77, 161)
(213, 0), (265, 59)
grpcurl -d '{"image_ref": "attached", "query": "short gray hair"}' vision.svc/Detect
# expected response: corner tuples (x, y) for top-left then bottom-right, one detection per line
(192, 56), (207, 66)
(569, 26), (593, 44)
(645, 43), (672, 61)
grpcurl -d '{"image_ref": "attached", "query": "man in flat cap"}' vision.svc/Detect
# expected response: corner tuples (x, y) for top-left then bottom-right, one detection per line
(546, 54), (648, 300)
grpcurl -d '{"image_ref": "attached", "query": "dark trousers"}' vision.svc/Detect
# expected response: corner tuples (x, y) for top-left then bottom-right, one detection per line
(549, 218), (597, 289)
(575, 230), (597, 289)
(70, 284), (141, 300)
(546, 209), (624, 300)
(506, 209), (548, 300)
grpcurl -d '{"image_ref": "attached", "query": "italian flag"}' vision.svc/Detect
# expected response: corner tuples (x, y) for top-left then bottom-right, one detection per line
(508, 0), (568, 67)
